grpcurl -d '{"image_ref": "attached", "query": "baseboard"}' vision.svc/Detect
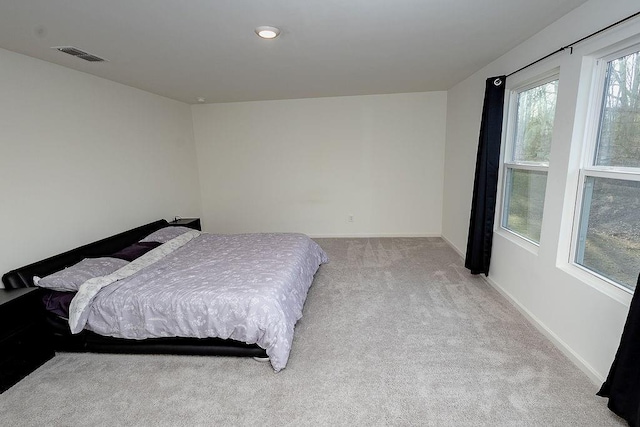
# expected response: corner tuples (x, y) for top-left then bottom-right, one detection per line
(309, 233), (441, 238)
(441, 235), (464, 257)
(481, 274), (604, 385)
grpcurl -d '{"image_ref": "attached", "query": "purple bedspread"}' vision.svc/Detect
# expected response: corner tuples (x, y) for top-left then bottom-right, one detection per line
(76, 233), (328, 371)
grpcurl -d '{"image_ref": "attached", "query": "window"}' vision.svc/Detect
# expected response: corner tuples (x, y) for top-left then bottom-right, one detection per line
(574, 46), (640, 292)
(502, 77), (559, 243)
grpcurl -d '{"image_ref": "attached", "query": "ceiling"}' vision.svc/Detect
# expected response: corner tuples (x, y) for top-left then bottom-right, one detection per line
(0, 0), (589, 104)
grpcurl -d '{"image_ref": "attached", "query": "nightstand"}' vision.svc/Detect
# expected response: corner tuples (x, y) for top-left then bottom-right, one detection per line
(168, 218), (201, 231)
(0, 288), (55, 393)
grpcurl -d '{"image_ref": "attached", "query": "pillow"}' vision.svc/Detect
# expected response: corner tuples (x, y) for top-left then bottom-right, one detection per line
(139, 226), (193, 244)
(110, 241), (161, 261)
(41, 289), (76, 318)
(34, 257), (128, 292)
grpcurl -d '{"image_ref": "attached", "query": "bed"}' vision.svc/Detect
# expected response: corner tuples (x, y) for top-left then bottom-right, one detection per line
(2, 220), (328, 372)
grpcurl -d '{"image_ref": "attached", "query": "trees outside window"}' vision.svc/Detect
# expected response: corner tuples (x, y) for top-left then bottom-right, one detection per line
(502, 78), (559, 244)
(574, 47), (640, 292)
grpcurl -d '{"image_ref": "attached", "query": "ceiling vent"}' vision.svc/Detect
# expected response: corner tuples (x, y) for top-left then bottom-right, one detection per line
(51, 46), (107, 62)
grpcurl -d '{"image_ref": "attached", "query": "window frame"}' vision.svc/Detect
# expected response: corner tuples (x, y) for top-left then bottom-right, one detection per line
(499, 72), (560, 246)
(569, 43), (640, 294)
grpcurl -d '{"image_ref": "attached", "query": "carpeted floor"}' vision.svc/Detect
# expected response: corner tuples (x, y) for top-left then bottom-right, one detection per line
(0, 238), (624, 426)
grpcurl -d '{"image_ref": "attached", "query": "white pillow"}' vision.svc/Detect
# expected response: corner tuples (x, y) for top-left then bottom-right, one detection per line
(139, 226), (193, 243)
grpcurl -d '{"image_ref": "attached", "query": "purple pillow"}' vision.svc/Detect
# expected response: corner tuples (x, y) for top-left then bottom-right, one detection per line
(41, 290), (75, 318)
(110, 241), (162, 261)
(34, 257), (128, 292)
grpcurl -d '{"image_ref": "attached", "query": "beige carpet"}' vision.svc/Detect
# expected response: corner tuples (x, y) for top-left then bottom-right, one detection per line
(0, 238), (624, 426)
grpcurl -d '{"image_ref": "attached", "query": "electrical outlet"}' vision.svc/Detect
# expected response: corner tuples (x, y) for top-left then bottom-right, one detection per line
(348, 215), (354, 222)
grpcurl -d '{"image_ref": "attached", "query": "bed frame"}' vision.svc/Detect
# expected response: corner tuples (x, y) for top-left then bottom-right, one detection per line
(1, 220), (267, 358)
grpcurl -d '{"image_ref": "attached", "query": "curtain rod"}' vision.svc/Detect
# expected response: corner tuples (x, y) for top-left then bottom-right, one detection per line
(507, 10), (640, 77)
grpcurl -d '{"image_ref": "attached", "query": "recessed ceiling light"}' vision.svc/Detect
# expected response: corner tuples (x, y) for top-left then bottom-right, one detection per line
(255, 26), (280, 40)
(196, 97), (206, 103)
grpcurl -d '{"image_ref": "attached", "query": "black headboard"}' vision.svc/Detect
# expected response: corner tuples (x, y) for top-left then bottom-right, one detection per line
(2, 220), (169, 289)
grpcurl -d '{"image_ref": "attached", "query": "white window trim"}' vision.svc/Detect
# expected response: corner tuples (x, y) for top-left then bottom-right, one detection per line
(579, 44), (640, 169)
(568, 42), (640, 295)
(498, 72), (560, 248)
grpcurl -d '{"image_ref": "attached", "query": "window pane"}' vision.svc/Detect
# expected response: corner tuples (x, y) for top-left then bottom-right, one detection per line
(596, 50), (640, 168)
(513, 80), (558, 164)
(576, 177), (640, 291)
(503, 169), (547, 243)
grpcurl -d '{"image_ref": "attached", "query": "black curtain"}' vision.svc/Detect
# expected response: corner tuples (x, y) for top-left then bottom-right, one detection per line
(465, 76), (506, 276)
(597, 273), (640, 426)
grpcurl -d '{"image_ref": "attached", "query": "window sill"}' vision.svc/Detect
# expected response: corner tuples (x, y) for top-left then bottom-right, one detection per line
(495, 227), (540, 256)
(557, 262), (633, 306)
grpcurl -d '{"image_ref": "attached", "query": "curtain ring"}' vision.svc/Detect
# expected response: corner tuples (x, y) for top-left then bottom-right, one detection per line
(494, 78), (503, 86)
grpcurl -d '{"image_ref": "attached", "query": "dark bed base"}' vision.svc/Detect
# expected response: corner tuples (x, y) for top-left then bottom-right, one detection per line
(45, 314), (266, 357)
(2, 220), (267, 359)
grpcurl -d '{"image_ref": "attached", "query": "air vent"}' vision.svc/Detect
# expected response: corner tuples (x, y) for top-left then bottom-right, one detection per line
(51, 46), (107, 62)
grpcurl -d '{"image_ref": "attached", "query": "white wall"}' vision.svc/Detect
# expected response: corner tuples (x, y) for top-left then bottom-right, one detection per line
(192, 92), (447, 237)
(442, 0), (640, 382)
(0, 48), (201, 280)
